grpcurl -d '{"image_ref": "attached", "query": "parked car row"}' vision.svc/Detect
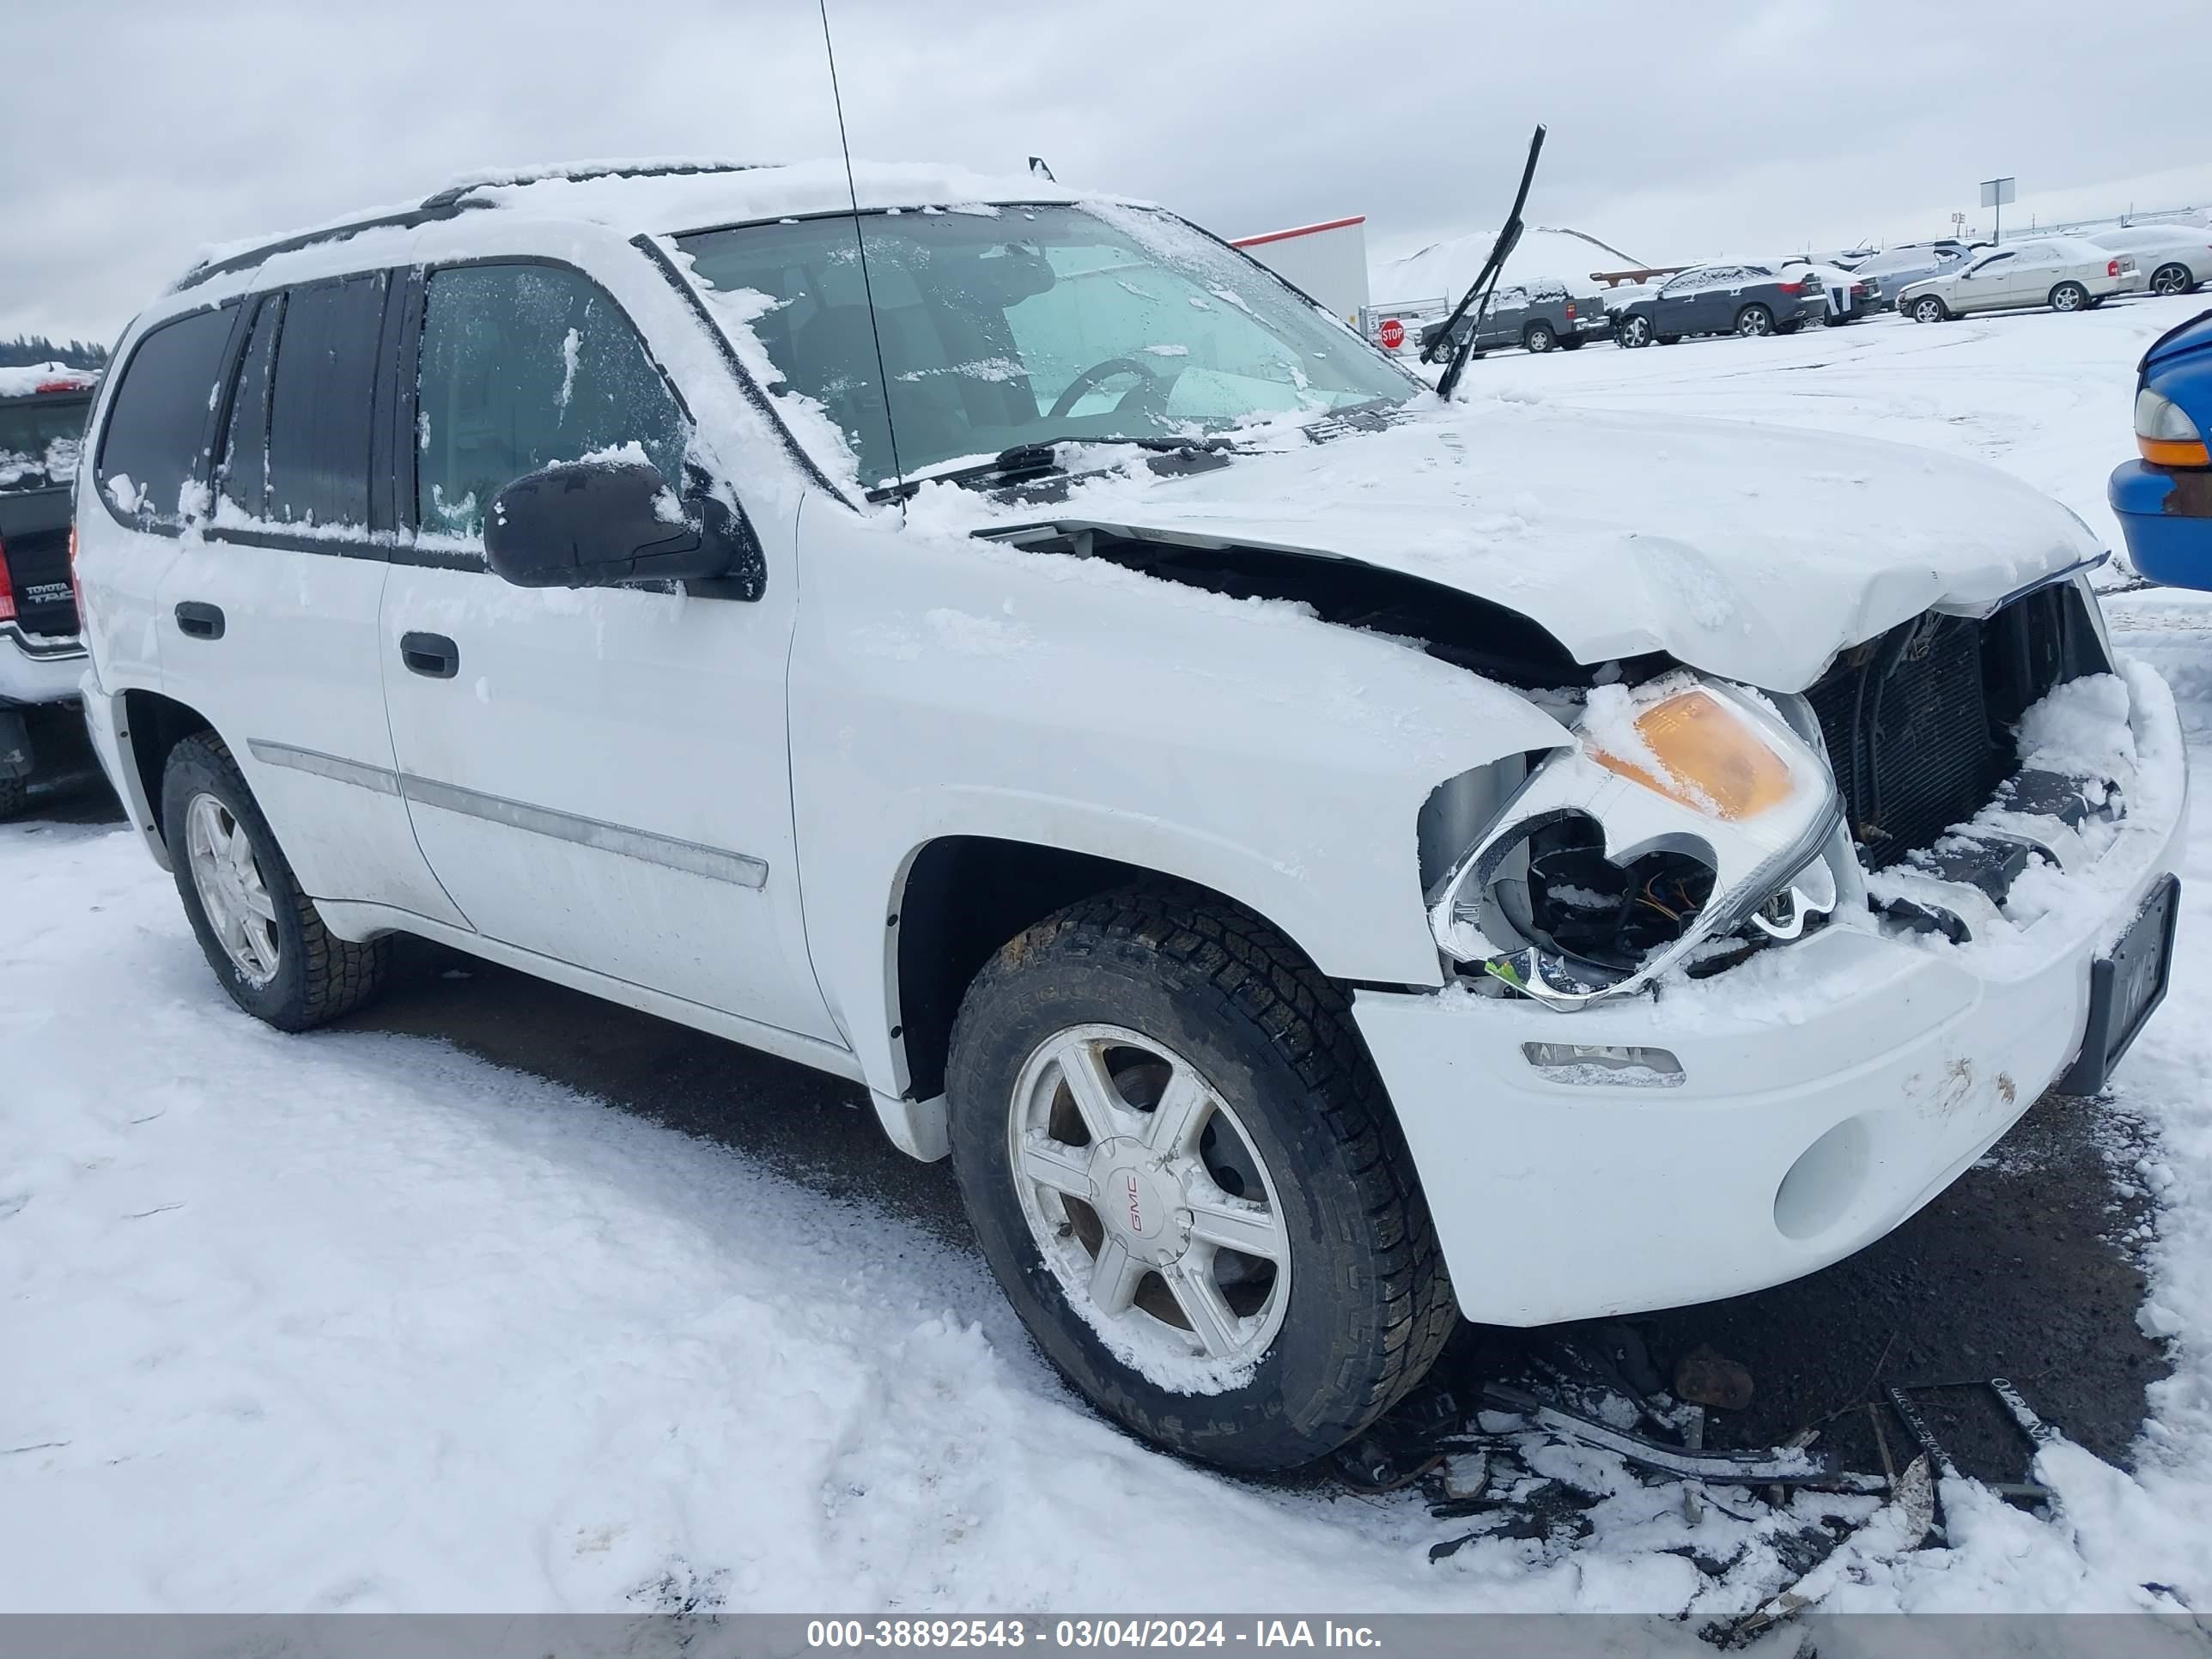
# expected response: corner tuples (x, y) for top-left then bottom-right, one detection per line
(1419, 222), (2209, 367)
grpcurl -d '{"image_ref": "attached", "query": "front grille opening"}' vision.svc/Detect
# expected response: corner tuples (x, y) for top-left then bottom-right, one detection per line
(1806, 584), (2101, 872)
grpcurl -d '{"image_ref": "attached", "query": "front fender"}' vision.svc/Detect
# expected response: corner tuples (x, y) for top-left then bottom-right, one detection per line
(789, 501), (1570, 1097)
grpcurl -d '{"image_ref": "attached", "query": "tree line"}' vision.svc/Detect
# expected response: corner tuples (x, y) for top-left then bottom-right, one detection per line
(1, 335), (109, 369)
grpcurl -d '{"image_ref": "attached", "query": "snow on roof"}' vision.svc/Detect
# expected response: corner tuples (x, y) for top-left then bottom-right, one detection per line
(460, 159), (1109, 228)
(0, 364), (99, 398)
(179, 159), (1130, 291)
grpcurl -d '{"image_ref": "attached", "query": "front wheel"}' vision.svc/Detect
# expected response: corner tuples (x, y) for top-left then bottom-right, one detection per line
(1911, 295), (1948, 323)
(1616, 315), (1652, 348)
(162, 732), (392, 1030)
(946, 887), (1455, 1471)
(1735, 304), (1775, 337)
(2049, 282), (2088, 313)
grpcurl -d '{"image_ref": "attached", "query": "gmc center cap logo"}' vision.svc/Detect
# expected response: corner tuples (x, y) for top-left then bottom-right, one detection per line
(1092, 1143), (1188, 1264)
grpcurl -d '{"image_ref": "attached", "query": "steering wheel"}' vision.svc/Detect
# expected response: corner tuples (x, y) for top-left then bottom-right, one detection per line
(1048, 356), (1173, 421)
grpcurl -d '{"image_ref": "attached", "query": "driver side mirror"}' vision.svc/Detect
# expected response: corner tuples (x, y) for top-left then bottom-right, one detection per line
(484, 458), (763, 598)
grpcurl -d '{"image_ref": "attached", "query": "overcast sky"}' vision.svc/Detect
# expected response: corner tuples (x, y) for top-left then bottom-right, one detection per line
(7, 0), (2210, 344)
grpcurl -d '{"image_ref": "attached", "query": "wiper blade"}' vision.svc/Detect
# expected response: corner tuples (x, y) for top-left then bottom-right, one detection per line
(1422, 124), (1547, 403)
(865, 434), (1228, 502)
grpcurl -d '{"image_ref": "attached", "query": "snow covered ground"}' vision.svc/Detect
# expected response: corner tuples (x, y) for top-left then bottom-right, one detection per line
(6, 294), (2212, 1623)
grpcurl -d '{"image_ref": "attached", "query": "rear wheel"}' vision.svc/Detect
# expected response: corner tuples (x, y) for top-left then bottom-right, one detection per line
(2150, 263), (2193, 297)
(1558, 336), (1586, 350)
(1911, 295), (1948, 324)
(946, 886), (1455, 1471)
(2049, 282), (2088, 313)
(1735, 304), (1774, 337)
(1522, 321), (1556, 354)
(1616, 315), (1652, 348)
(161, 732), (392, 1030)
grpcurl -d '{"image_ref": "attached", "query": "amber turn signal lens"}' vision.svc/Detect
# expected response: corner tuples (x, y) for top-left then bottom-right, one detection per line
(1589, 690), (1796, 821)
(2138, 435), (2211, 468)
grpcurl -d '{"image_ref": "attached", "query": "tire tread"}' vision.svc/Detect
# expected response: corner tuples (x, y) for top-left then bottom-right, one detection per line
(964, 884), (1455, 1457)
(166, 732), (391, 1030)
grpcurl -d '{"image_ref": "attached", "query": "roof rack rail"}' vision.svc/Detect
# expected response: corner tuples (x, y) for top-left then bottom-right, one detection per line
(419, 159), (769, 210)
(171, 200), (495, 293)
(168, 161), (772, 295)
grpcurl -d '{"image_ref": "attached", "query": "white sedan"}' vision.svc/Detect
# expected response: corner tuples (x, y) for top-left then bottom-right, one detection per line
(1896, 236), (2135, 322)
(2089, 225), (2212, 296)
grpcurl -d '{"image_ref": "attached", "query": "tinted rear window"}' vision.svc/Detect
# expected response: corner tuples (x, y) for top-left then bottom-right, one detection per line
(0, 395), (92, 494)
(266, 272), (386, 531)
(97, 306), (236, 526)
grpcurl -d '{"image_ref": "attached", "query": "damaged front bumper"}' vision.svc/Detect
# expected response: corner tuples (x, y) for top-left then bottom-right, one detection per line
(1358, 661), (2187, 1328)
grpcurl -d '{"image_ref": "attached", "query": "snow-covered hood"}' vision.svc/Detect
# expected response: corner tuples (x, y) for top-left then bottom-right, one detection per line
(1018, 401), (2104, 692)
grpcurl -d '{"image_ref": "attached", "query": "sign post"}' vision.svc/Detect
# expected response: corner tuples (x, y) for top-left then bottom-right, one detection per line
(1979, 177), (2016, 245)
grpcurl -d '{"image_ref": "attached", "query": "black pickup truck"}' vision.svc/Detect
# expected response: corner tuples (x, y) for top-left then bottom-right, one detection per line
(1417, 279), (1612, 357)
(1, 367), (97, 817)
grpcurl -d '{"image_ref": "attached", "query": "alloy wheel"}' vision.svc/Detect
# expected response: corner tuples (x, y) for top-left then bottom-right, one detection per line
(1007, 1024), (1290, 1370)
(184, 792), (281, 986)
(2152, 266), (2189, 296)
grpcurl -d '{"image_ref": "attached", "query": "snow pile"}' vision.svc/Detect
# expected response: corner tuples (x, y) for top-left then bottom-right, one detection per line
(1370, 226), (1643, 304)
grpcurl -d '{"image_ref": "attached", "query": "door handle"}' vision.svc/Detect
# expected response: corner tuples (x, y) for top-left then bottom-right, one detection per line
(174, 601), (225, 640)
(400, 631), (460, 679)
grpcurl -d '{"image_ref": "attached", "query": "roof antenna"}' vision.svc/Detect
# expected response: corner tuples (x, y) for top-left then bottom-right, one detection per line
(818, 0), (906, 502)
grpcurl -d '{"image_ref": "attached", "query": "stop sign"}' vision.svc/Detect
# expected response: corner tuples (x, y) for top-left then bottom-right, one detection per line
(1378, 317), (1406, 349)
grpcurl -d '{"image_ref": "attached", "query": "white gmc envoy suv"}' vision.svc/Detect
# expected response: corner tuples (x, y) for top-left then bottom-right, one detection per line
(74, 161), (2185, 1470)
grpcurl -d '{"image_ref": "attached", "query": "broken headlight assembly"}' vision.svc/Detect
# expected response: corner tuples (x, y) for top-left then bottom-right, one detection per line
(1430, 674), (1843, 1008)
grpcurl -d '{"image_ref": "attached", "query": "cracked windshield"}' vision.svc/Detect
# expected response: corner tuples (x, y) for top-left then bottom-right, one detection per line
(675, 204), (1415, 488)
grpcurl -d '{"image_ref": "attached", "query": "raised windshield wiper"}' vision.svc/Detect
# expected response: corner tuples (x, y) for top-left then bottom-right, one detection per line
(865, 434), (1231, 503)
(1421, 123), (1547, 403)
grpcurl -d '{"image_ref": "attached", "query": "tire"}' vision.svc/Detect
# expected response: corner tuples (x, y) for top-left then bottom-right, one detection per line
(1735, 304), (1774, 337)
(1656, 333), (1681, 345)
(0, 771), (26, 821)
(1616, 315), (1652, 348)
(2049, 282), (2088, 313)
(1911, 295), (1948, 324)
(2149, 264), (2192, 297)
(161, 732), (392, 1030)
(945, 885), (1455, 1472)
(1558, 336), (1585, 350)
(1522, 322), (1556, 354)
(1778, 318), (1806, 334)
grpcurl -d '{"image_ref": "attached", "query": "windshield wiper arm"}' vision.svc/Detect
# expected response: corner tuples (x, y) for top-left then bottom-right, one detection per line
(865, 434), (1229, 502)
(1422, 124), (1547, 403)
